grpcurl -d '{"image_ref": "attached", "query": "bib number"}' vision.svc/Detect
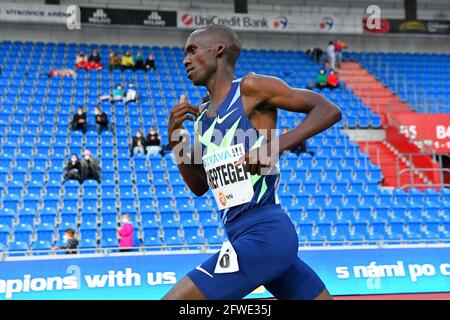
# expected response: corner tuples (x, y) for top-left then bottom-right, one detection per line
(214, 241), (239, 274)
(202, 144), (254, 210)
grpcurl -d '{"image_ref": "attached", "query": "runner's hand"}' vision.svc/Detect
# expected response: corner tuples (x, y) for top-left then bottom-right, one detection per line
(168, 95), (200, 149)
(234, 144), (277, 175)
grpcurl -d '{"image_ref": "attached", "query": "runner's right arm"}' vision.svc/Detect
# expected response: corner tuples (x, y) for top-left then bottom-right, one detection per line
(168, 96), (209, 196)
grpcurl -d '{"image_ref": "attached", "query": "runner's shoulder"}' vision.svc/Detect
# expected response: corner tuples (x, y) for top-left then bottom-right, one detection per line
(241, 72), (282, 96)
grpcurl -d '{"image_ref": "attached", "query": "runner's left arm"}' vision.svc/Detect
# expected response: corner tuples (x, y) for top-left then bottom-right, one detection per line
(241, 73), (342, 154)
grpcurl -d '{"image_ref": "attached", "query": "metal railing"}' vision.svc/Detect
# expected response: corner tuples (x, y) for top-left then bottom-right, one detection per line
(3, 239), (450, 261)
(387, 114), (449, 189)
(397, 166), (450, 190)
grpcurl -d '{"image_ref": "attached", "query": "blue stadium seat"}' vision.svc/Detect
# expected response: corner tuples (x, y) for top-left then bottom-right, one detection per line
(78, 238), (98, 253)
(143, 236), (163, 249)
(8, 241), (29, 256)
(31, 240), (52, 255)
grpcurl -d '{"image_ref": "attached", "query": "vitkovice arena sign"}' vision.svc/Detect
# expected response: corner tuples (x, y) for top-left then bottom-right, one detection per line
(0, 3), (69, 24)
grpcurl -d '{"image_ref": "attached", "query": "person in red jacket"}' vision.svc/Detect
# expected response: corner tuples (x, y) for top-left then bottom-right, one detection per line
(327, 70), (339, 89)
(117, 214), (133, 252)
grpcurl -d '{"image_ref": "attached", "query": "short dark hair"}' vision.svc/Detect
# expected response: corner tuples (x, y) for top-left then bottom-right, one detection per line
(193, 25), (242, 65)
(65, 228), (75, 237)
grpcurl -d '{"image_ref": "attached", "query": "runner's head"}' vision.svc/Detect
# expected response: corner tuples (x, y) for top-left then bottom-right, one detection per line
(183, 25), (241, 86)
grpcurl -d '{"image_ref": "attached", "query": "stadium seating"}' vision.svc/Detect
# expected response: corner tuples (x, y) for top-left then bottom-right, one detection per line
(0, 40), (449, 256)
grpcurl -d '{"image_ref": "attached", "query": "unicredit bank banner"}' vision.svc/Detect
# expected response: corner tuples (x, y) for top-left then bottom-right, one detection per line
(1, 247), (450, 299)
(177, 11), (363, 34)
(390, 114), (450, 154)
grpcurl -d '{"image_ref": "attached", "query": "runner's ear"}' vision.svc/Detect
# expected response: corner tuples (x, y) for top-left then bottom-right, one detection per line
(216, 44), (225, 58)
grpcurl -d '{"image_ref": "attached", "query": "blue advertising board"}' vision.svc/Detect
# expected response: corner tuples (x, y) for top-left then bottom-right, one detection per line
(0, 246), (449, 299)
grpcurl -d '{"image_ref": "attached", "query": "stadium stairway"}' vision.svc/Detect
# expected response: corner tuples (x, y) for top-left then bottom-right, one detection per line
(340, 61), (440, 190)
(358, 141), (430, 189)
(338, 61), (411, 126)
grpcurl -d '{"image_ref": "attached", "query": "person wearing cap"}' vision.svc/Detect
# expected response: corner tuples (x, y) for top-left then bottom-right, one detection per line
(80, 149), (101, 183)
(52, 228), (79, 254)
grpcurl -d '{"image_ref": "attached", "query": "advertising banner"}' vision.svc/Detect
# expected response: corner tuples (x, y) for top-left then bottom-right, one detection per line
(390, 114), (450, 154)
(80, 7), (177, 27)
(0, 3), (69, 24)
(177, 11), (363, 34)
(363, 17), (450, 34)
(1, 247), (449, 299)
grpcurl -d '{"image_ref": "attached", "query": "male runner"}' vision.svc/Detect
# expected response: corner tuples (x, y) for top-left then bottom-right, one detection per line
(164, 25), (341, 300)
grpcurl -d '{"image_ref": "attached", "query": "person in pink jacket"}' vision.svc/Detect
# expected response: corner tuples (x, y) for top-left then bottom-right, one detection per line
(117, 214), (133, 252)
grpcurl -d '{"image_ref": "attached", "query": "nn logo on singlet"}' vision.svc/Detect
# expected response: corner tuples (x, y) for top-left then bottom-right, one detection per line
(218, 192), (234, 206)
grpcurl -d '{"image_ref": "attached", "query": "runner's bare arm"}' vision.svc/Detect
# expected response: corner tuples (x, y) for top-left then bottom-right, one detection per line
(168, 96), (209, 196)
(241, 73), (342, 153)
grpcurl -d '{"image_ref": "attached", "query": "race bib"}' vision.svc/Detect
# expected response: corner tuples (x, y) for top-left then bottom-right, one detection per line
(202, 144), (254, 210)
(214, 241), (239, 274)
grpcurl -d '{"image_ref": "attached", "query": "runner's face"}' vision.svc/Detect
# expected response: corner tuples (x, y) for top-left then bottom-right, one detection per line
(183, 33), (217, 86)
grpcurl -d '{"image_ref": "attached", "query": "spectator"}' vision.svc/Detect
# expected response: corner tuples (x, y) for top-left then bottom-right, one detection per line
(306, 47), (324, 64)
(334, 39), (347, 69)
(316, 69), (328, 89)
(125, 82), (138, 104)
(144, 52), (157, 71)
(94, 105), (109, 133)
(134, 50), (145, 71)
(146, 127), (161, 155)
(130, 130), (146, 156)
(99, 84), (125, 103)
(87, 49), (102, 70)
(307, 69), (327, 90)
(80, 149), (101, 183)
(40, 69), (77, 78)
(71, 107), (87, 134)
(52, 228), (78, 254)
(312, 47), (324, 64)
(75, 51), (87, 70)
(121, 51), (134, 70)
(63, 154), (82, 182)
(117, 214), (133, 252)
(108, 51), (121, 71)
(327, 70), (339, 89)
(326, 41), (336, 71)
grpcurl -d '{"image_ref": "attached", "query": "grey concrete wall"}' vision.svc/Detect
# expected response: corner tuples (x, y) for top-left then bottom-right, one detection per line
(1, 22), (449, 53)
